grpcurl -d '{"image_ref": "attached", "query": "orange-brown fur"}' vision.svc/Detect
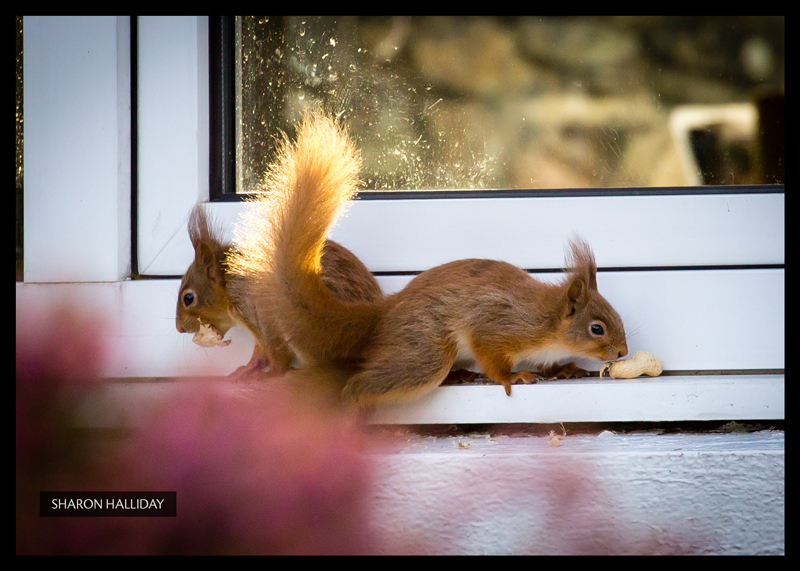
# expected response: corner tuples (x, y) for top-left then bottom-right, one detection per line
(229, 109), (628, 404)
(176, 204), (382, 379)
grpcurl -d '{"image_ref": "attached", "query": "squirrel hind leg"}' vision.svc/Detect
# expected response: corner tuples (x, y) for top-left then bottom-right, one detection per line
(343, 343), (458, 406)
(227, 343), (293, 382)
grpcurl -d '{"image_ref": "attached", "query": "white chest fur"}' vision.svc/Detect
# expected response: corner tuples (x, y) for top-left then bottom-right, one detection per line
(452, 329), (574, 372)
(512, 344), (576, 369)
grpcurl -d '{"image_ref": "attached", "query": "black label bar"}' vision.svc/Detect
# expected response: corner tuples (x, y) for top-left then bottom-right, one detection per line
(40, 492), (176, 517)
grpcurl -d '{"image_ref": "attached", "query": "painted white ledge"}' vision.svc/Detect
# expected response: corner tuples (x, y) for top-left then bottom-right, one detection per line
(75, 374), (783, 428)
(369, 374), (784, 424)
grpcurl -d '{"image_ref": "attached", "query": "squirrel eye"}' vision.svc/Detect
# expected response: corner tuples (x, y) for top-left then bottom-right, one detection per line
(182, 292), (195, 307)
(590, 323), (605, 336)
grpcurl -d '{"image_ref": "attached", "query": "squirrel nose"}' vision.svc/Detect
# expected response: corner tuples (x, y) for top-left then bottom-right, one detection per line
(617, 345), (628, 359)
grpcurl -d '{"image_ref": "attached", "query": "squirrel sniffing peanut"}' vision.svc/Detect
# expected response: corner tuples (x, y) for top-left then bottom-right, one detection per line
(227, 109), (629, 405)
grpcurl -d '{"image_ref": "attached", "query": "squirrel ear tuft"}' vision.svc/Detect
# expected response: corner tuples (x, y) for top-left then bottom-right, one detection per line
(566, 235), (598, 291)
(188, 204), (227, 250)
(187, 205), (207, 249)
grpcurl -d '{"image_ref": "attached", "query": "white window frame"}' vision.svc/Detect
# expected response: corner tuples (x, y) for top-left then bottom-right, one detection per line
(136, 16), (210, 276)
(21, 16), (784, 426)
(23, 16), (132, 283)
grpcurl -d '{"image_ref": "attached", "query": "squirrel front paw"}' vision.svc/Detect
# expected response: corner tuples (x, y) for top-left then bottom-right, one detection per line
(497, 370), (540, 396)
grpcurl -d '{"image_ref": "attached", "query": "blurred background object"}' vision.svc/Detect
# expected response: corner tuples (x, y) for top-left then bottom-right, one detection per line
(232, 16), (784, 192)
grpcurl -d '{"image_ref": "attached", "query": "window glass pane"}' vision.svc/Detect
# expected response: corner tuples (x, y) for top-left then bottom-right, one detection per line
(235, 16), (784, 193)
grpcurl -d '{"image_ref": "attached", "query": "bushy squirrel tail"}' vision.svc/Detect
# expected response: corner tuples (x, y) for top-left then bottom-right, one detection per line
(229, 109), (380, 366)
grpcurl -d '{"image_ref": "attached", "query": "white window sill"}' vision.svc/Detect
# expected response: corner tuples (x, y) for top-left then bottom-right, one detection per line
(73, 373), (782, 429)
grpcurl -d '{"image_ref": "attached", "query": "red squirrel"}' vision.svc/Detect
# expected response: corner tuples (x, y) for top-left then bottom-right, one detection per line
(176, 201), (382, 380)
(228, 109), (628, 404)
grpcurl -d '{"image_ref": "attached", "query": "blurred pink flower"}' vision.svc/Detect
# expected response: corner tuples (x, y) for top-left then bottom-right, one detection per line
(16, 302), (376, 555)
(106, 382), (375, 555)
